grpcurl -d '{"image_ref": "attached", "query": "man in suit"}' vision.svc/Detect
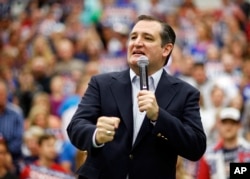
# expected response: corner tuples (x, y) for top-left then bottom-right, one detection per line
(67, 14), (206, 179)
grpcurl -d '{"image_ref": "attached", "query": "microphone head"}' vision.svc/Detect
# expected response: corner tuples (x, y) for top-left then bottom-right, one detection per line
(137, 55), (149, 67)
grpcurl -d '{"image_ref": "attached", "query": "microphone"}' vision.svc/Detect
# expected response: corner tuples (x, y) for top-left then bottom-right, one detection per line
(137, 56), (149, 90)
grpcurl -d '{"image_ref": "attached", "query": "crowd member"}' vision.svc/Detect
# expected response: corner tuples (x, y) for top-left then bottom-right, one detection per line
(56, 76), (91, 174)
(30, 35), (56, 76)
(14, 65), (41, 118)
(57, 140), (78, 174)
(29, 55), (53, 94)
(20, 133), (74, 179)
(73, 27), (103, 63)
(177, 54), (195, 81)
(60, 76), (90, 137)
(67, 14), (206, 179)
(240, 58), (250, 103)
(27, 91), (61, 128)
(21, 126), (45, 166)
(53, 38), (86, 96)
(26, 104), (60, 130)
(0, 136), (18, 179)
(176, 156), (192, 179)
(184, 62), (215, 109)
(190, 20), (214, 63)
(197, 107), (250, 179)
(0, 64), (18, 103)
(220, 52), (242, 87)
(0, 0), (250, 178)
(204, 44), (224, 80)
(242, 100), (250, 141)
(133, 0), (166, 20)
(58, 76), (91, 173)
(0, 80), (23, 174)
(177, 0), (200, 53)
(202, 85), (227, 145)
(49, 75), (66, 118)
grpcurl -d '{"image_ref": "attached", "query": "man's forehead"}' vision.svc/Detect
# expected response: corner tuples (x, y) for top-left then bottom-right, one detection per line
(133, 20), (161, 29)
(130, 21), (161, 35)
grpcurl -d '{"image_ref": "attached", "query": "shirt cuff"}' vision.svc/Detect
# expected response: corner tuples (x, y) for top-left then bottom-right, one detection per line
(92, 129), (105, 148)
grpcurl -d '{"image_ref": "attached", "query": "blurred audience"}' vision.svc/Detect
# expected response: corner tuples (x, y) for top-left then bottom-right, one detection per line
(0, 80), (23, 174)
(21, 126), (45, 166)
(20, 133), (74, 179)
(0, 136), (18, 179)
(197, 107), (250, 179)
(49, 75), (66, 117)
(0, 0), (250, 177)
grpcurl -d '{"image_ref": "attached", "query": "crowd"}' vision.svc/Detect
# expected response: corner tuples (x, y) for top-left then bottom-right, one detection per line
(0, 0), (250, 178)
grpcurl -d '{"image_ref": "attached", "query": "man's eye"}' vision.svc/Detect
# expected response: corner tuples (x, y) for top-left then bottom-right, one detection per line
(130, 36), (137, 40)
(145, 37), (153, 40)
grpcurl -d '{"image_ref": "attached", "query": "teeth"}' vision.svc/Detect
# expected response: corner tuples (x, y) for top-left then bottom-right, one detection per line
(133, 52), (144, 54)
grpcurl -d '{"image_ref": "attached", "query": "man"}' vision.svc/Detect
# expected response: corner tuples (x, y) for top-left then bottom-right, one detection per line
(67, 15), (206, 179)
(0, 136), (18, 179)
(54, 38), (86, 96)
(197, 107), (250, 179)
(0, 80), (23, 173)
(20, 133), (74, 179)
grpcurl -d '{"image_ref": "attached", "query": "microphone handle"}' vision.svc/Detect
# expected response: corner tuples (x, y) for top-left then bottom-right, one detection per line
(139, 66), (149, 90)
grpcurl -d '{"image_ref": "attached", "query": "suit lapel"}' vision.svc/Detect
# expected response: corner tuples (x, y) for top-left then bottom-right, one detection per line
(155, 70), (178, 110)
(132, 70), (178, 149)
(110, 70), (134, 140)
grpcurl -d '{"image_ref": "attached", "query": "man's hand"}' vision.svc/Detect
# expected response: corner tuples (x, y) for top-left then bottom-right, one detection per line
(137, 90), (159, 121)
(95, 117), (120, 145)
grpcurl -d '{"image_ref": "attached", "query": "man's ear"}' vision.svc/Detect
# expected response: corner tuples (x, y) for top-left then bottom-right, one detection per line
(162, 43), (173, 59)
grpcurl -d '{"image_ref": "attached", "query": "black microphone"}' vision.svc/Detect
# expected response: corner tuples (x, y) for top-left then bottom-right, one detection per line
(137, 56), (149, 90)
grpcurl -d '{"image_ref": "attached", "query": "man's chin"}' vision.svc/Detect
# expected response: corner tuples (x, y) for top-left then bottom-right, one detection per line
(129, 55), (142, 65)
(128, 59), (137, 66)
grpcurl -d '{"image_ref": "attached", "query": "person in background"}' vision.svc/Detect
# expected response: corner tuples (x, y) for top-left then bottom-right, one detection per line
(0, 79), (23, 174)
(26, 104), (60, 130)
(49, 75), (66, 118)
(201, 85), (227, 145)
(21, 126), (45, 166)
(58, 76), (90, 173)
(67, 14), (206, 179)
(30, 35), (55, 76)
(176, 156), (192, 179)
(29, 56), (52, 94)
(26, 91), (61, 129)
(53, 38), (86, 96)
(0, 136), (18, 179)
(14, 65), (41, 118)
(197, 107), (250, 179)
(20, 133), (74, 179)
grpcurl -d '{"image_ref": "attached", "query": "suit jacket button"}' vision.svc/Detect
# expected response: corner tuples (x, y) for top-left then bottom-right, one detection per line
(157, 133), (161, 137)
(129, 154), (133, 160)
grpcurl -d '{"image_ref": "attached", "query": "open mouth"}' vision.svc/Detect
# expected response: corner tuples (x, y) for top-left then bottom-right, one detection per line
(132, 50), (145, 55)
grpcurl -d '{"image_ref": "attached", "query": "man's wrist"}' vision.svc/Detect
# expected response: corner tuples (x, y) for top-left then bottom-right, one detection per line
(92, 129), (104, 148)
(151, 107), (159, 121)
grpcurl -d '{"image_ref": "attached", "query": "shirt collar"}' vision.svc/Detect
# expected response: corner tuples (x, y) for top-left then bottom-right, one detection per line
(130, 68), (163, 88)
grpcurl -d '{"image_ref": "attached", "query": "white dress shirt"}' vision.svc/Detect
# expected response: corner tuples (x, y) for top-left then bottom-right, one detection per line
(130, 68), (163, 144)
(93, 68), (163, 147)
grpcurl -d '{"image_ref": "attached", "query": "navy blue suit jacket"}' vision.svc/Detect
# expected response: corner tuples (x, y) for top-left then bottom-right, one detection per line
(67, 69), (206, 179)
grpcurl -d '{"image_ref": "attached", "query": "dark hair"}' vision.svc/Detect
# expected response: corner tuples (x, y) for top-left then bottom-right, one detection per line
(136, 15), (176, 65)
(192, 62), (205, 69)
(38, 134), (56, 146)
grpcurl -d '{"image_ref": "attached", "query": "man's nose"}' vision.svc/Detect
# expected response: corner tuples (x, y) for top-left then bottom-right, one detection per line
(134, 37), (143, 46)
